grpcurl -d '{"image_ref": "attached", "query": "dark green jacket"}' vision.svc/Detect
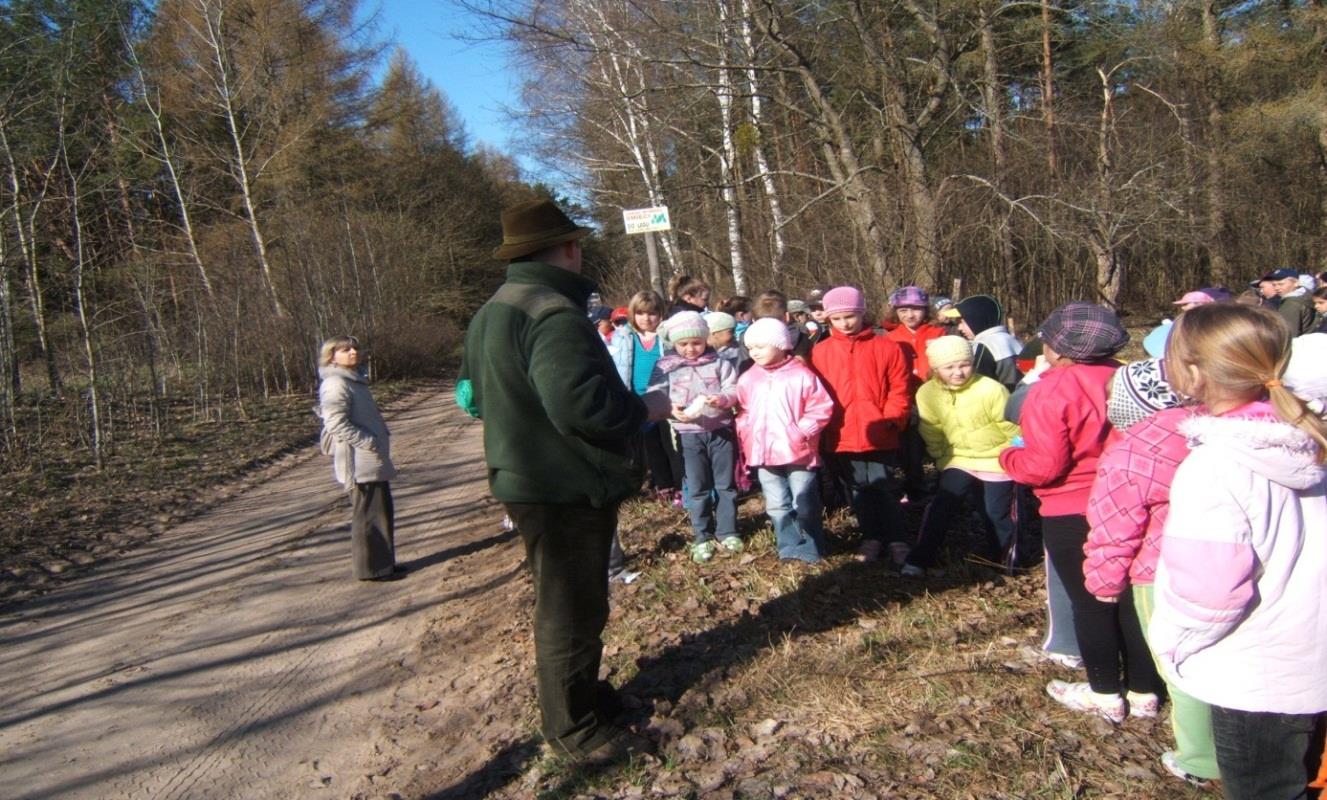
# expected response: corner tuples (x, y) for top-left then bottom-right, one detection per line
(458, 261), (647, 507)
(1278, 292), (1316, 337)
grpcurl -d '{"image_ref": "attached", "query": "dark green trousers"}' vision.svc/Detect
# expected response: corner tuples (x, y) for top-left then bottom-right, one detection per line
(504, 501), (618, 757)
(351, 481), (395, 579)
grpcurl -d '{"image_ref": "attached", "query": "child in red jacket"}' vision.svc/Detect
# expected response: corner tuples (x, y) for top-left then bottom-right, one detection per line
(999, 302), (1162, 724)
(886, 286), (947, 502)
(810, 286), (913, 563)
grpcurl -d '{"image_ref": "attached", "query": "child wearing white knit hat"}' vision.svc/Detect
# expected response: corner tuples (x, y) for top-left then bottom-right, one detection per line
(651, 311), (742, 563)
(901, 335), (1021, 578)
(736, 317), (834, 562)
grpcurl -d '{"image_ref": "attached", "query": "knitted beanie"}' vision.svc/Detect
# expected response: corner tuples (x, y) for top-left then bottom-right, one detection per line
(822, 286), (866, 316)
(743, 317), (792, 351)
(889, 286), (930, 309)
(662, 311), (708, 346)
(1107, 357), (1180, 431)
(926, 335), (974, 369)
(703, 311), (736, 334)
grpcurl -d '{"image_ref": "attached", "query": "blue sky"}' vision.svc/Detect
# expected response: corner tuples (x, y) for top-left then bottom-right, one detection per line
(367, 0), (521, 155)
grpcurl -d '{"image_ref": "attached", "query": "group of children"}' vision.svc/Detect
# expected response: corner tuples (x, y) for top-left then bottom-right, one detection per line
(594, 275), (1327, 798)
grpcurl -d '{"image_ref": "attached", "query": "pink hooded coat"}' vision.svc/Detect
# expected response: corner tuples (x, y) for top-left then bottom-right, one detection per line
(735, 356), (834, 468)
(1150, 402), (1327, 714)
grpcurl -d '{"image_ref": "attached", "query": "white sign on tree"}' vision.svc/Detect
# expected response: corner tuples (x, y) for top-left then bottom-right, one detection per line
(622, 206), (671, 235)
(622, 206), (670, 296)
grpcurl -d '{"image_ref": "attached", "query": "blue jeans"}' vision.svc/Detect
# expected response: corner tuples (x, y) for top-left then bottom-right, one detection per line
(1211, 705), (1320, 800)
(756, 466), (823, 562)
(906, 469), (1015, 568)
(832, 452), (906, 545)
(679, 428), (738, 543)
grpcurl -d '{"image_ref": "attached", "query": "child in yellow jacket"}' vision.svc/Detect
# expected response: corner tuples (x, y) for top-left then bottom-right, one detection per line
(901, 336), (1021, 576)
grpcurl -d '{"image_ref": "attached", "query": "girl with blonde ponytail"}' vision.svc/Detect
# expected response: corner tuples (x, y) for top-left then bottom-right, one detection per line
(1150, 306), (1327, 799)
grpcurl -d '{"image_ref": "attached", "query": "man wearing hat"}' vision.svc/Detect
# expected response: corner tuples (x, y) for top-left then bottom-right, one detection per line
(459, 198), (668, 764)
(1260, 268), (1316, 336)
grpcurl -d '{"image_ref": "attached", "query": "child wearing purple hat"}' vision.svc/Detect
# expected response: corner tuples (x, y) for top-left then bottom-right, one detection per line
(886, 286), (947, 502)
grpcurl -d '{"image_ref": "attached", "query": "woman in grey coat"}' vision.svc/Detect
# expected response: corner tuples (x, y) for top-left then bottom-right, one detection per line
(318, 336), (399, 580)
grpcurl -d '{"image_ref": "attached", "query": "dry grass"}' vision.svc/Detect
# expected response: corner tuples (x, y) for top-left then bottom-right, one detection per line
(518, 488), (1221, 800)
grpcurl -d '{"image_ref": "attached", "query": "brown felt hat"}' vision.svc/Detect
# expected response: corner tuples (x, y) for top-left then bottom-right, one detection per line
(492, 199), (592, 260)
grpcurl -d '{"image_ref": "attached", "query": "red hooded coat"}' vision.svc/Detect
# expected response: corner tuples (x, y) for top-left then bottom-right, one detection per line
(810, 326), (911, 453)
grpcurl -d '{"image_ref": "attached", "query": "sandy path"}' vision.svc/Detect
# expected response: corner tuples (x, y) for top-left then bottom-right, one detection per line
(0, 387), (535, 799)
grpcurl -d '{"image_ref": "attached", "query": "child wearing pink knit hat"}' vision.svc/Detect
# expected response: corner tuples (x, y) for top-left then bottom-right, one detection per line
(809, 286), (913, 563)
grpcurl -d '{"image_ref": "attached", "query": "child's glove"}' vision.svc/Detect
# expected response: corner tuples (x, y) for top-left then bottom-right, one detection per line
(1010, 435), (1024, 448)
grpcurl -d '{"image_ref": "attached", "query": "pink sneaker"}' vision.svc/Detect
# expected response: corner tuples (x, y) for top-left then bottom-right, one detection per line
(1046, 680), (1126, 724)
(1126, 691), (1160, 718)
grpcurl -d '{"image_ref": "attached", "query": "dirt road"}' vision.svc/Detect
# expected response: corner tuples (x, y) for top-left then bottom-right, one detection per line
(0, 387), (540, 799)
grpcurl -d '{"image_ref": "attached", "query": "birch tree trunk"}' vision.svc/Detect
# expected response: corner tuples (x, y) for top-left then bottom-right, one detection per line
(577, 2), (684, 277)
(738, 0), (787, 278)
(715, 0), (747, 294)
(0, 121), (63, 395)
(63, 142), (104, 469)
(126, 32), (216, 300)
(196, 0), (284, 316)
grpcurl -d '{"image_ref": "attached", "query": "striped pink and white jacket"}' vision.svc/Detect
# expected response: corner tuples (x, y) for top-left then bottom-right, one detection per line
(1083, 406), (1196, 598)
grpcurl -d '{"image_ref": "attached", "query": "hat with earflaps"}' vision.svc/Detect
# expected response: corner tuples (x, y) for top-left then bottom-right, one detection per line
(493, 199), (592, 260)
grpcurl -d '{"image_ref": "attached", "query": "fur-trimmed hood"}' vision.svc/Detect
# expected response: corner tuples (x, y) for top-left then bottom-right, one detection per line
(1180, 403), (1325, 491)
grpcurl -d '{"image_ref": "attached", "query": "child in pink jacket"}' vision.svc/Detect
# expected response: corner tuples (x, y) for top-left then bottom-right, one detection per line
(1085, 403), (1217, 785)
(736, 318), (835, 563)
(1152, 315), (1327, 800)
(1000, 302), (1162, 724)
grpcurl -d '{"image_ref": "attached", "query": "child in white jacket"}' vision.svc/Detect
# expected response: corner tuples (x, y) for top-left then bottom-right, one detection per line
(1151, 313), (1327, 800)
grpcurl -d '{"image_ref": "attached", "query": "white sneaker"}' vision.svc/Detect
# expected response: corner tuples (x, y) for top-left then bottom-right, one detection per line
(1046, 680), (1126, 724)
(899, 563), (924, 578)
(1126, 690), (1160, 718)
(1160, 751), (1212, 787)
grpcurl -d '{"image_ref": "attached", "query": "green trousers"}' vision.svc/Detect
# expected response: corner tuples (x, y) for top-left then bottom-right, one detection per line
(1134, 584), (1221, 780)
(505, 501), (618, 757)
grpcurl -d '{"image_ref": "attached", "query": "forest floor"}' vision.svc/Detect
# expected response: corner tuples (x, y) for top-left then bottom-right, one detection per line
(0, 382), (1223, 799)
